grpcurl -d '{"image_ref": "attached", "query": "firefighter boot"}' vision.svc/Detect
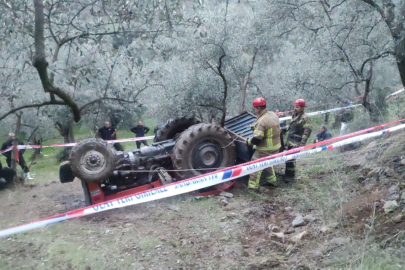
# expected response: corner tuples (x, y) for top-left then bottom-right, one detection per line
(248, 170), (261, 190)
(260, 169), (278, 188)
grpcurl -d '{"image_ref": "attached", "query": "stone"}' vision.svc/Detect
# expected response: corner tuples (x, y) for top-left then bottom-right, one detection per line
(72, 201), (81, 207)
(330, 237), (350, 245)
(270, 232), (285, 243)
(220, 192), (234, 198)
(401, 159), (405, 166)
(392, 213), (404, 223)
(349, 163), (361, 170)
(285, 207), (293, 212)
(383, 200), (399, 213)
(232, 219), (241, 224)
(304, 214), (316, 222)
(146, 203), (156, 208)
(220, 198), (228, 206)
(290, 231), (308, 242)
(242, 207), (261, 215)
(401, 192), (405, 203)
(284, 229), (295, 234)
(168, 205), (180, 212)
(227, 212), (238, 218)
(357, 176), (366, 182)
(292, 215), (305, 227)
(388, 185), (399, 195)
(268, 224), (280, 232)
(320, 223), (339, 233)
(320, 226), (329, 233)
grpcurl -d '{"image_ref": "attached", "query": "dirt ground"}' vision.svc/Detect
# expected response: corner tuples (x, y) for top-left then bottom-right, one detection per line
(1, 134), (405, 269)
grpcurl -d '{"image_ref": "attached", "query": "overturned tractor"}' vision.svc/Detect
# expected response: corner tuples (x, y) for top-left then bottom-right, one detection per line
(59, 114), (255, 205)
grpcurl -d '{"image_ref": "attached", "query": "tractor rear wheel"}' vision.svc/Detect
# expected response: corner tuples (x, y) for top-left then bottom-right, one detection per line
(172, 123), (236, 180)
(69, 138), (116, 183)
(155, 116), (200, 142)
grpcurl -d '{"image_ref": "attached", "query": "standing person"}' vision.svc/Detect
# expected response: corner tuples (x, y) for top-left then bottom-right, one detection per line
(130, 121), (150, 149)
(1, 133), (34, 180)
(338, 101), (355, 136)
(97, 121), (124, 151)
(246, 97), (281, 190)
(313, 125), (332, 143)
(284, 99), (312, 178)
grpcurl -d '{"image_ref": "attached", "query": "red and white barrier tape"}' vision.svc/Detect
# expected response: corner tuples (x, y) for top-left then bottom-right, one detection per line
(0, 136), (155, 154)
(386, 88), (404, 98)
(3, 85), (404, 154)
(0, 118), (404, 238)
(279, 104), (362, 122)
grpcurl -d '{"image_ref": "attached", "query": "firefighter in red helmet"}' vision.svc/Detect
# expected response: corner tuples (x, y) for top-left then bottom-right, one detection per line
(246, 97), (281, 190)
(284, 98), (312, 178)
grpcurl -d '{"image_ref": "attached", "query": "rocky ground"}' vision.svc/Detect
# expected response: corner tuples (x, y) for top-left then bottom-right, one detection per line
(1, 131), (405, 269)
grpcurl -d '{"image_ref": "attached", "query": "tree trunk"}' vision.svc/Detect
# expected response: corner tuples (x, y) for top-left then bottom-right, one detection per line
(238, 75), (248, 114)
(63, 120), (75, 143)
(362, 61), (373, 115)
(56, 119), (75, 143)
(394, 40), (405, 87)
(12, 115), (22, 183)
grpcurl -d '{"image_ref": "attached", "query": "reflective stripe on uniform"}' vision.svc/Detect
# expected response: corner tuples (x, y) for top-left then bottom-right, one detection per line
(253, 130), (264, 136)
(255, 143), (281, 151)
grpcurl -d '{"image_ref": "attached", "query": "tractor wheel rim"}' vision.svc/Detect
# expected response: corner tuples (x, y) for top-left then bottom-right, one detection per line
(80, 150), (107, 175)
(192, 141), (223, 171)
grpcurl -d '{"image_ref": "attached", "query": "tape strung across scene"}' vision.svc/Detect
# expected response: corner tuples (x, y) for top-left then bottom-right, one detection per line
(2, 87), (404, 155)
(278, 104), (362, 122)
(386, 88), (404, 98)
(2, 87), (404, 154)
(0, 136), (155, 154)
(0, 103), (365, 154)
(0, 118), (404, 239)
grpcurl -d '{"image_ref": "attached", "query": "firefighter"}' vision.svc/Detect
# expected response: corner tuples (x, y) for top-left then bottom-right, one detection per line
(284, 99), (312, 178)
(246, 97), (281, 190)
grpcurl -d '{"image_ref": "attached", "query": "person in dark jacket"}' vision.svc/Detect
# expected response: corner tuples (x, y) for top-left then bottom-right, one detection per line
(97, 122), (124, 151)
(130, 121), (149, 149)
(130, 121), (150, 149)
(314, 125), (332, 143)
(338, 102), (355, 135)
(1, 133), (34, 179)
(284, 99), (312, 178)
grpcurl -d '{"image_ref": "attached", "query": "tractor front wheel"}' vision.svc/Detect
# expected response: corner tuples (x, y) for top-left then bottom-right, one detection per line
(69, 138), (116, 183)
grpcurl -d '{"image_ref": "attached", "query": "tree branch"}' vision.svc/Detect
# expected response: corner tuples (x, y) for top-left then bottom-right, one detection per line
(360, 0), (385, 22)
(79, 97), (137, 112)
(360, 51), (394, 76)
(0, 101), (66, 121)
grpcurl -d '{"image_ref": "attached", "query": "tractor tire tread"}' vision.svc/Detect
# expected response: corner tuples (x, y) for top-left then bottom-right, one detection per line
(172, 123), (236, 180)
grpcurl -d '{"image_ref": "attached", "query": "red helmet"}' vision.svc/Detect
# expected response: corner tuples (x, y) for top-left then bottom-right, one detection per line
(294, 98), (306, 107)
(253, 97), (266, 107)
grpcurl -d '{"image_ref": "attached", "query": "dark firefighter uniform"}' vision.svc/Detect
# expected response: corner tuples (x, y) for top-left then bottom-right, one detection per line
(285, 111), (312, 176)
(247, 108), (281, 189)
